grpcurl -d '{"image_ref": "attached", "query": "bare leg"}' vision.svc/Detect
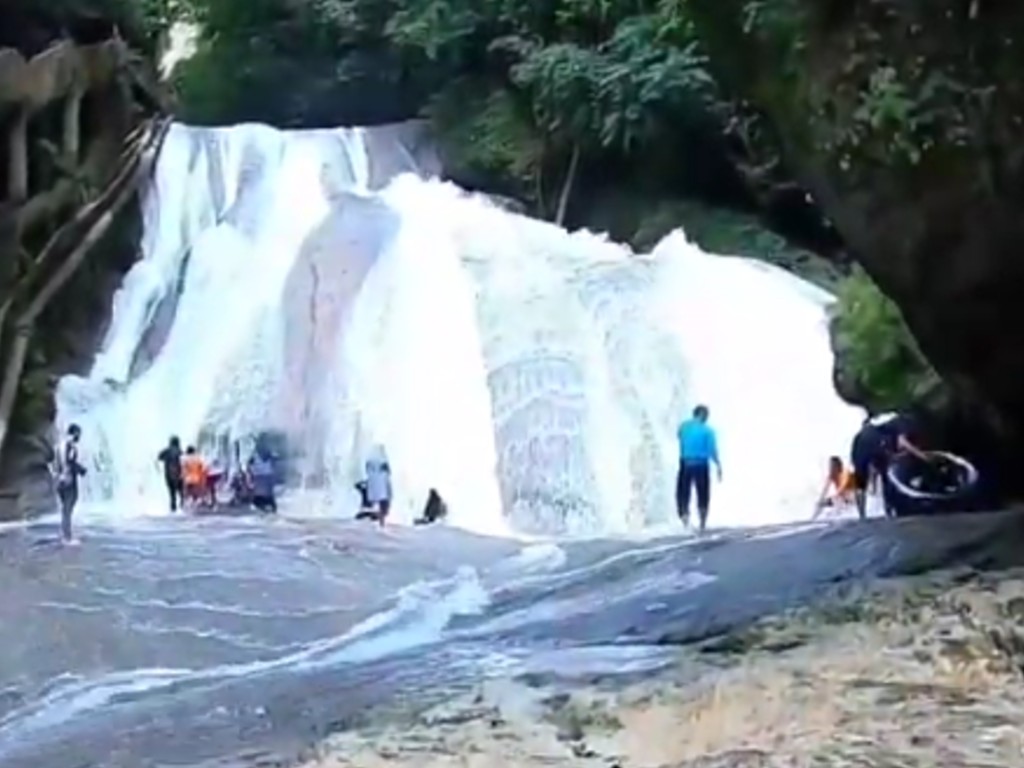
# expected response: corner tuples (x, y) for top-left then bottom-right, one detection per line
(698, 506), (709, 534)
(59, 484), (77, 542)
(855, 490), (867, 520)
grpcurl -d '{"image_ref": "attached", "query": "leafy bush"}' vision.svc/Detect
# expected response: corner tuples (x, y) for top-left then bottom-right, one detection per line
(428, 80), (543, 193)
(831, 268), (940, 411)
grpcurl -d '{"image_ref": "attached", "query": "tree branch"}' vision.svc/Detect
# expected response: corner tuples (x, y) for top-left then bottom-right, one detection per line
(0, 118), (169, 458)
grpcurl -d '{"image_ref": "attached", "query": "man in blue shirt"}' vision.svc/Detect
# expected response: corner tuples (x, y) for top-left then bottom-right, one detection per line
(676, 404), (722, 532)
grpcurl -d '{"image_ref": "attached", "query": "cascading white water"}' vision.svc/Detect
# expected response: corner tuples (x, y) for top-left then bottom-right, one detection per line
(55, 121), (862, 536)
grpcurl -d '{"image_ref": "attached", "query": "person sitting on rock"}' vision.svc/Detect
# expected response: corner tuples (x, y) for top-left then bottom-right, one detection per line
(415, 488), (448, 525)
(812, 456), (856, 519)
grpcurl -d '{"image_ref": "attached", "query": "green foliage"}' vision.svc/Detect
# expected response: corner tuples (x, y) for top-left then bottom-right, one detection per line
(173, 0), (725, 207)
(830, 65), (950, 170)
(739, 0), (806, 82)
(832, 269), (939, 411)
(510, 15), (715, 153)
(173, 0), (445, 125)
(429, 79), (543, 189)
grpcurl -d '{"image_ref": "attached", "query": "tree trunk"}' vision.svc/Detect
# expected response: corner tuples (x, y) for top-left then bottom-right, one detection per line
(0, 119), (168, 457)
(8, 109), (29, 202)
(63, 88), (84, 167)
(554, 143), (580, 227)
(12, 124), (150, 308)
(534, 138), (547, 218)
(0, 326), (31, 456)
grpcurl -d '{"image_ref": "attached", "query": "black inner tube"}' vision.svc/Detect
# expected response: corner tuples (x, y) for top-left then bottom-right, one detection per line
(887, 451), (979, 501)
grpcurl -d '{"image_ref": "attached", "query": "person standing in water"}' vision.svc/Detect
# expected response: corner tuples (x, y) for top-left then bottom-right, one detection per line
(53, 423), (86, 544)
(247, 447), (278, 513)
(365, 444), (392, 526)
(157, 436), (184, 512)
(676, 405), (722, 533)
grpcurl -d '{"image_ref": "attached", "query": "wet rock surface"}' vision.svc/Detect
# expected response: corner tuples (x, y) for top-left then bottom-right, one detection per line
(1, 509), (1024, 767)
(308, 564), (1024, 767)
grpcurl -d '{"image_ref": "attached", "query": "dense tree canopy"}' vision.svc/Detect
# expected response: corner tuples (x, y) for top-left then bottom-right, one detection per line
(170, 0), (733, 221)
(0, 0), (181, 52)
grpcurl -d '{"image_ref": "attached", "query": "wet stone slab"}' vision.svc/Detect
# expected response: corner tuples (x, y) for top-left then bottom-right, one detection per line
(1, 510), (1023, 767)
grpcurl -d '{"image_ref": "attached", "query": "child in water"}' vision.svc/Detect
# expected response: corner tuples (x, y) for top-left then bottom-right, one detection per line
(813, 455), (856, 520)
(182, 446), (209, 509)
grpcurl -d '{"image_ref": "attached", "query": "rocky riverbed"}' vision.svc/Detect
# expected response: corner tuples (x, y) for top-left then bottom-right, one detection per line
(306, 565), (1024, 767)
(2, 509), (1024, 767)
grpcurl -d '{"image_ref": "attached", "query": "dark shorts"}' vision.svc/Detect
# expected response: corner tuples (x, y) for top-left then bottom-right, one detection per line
(252, 494), (277, 513)
(57, 481), (78, 509)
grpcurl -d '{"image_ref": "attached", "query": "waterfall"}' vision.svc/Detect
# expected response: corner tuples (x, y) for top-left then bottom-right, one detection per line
(54, 120), (862, 535)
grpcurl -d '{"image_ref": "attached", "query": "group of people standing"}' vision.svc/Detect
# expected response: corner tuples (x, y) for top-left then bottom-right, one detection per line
(54, 404), (931, 545)
(49, 428), (415, 543)
(49, 425), (282, 545)
(156, 436), (279, 514)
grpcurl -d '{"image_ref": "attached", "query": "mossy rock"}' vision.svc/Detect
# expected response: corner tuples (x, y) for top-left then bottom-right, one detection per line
(830, 268), (947, 413)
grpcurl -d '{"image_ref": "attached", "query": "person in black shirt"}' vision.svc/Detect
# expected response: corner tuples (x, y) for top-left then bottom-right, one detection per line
(157, 436), (184, 512)
(415, 488), (448, 525)
(850, 412), (930, 519)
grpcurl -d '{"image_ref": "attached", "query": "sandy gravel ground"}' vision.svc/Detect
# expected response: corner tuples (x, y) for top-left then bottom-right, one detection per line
(300, 567), (1024, 767)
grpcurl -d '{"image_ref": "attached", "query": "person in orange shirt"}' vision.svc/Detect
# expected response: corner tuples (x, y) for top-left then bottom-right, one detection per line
(182, 446), (209, 509)
(813, 455), (856, 519)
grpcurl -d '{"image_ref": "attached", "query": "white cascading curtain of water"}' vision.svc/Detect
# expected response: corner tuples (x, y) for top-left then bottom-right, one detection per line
(648, 232), (863, 527)
(326, 179), (506, 534)
(55, 121), (863, 534)
(55, 125), (373, 516)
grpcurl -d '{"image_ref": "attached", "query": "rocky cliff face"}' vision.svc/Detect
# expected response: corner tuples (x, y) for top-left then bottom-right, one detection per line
(689, 0), (1024, 484)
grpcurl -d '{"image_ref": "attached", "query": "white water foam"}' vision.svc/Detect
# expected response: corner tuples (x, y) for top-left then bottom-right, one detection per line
(55, 121), (862, 536)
